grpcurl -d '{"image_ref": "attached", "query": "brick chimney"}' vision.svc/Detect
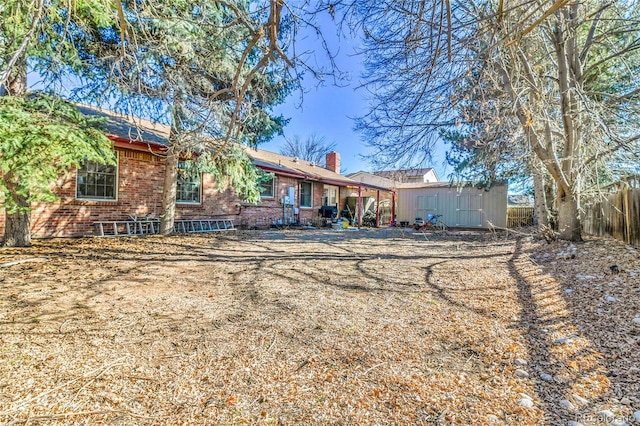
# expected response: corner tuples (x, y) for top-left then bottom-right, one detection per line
(326, 151), (340, 174)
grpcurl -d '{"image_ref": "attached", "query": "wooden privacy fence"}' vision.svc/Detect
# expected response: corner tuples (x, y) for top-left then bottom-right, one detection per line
(507, 206), (534, 228)
(583, 185), (640, 247)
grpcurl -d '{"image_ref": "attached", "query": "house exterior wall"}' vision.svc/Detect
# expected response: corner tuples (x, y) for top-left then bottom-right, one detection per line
(0, 148), (245, 238)
(240, 180), (351, 228)
(403, 170), (438, 183)
(396, 184), (508, 229)
(239, 175), (301, 228)
(423, 170), (439, 183)
(0, 147), (355, 238)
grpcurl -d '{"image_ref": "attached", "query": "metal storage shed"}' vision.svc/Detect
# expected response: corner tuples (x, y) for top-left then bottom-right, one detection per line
(396, 182), (508, 229)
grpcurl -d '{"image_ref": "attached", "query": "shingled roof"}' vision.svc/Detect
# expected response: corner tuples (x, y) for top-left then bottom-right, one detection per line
(373, 168), (437, 182)
(245, 148), (358, 187)
(75, 104), (170, 146)
(346, 171), (395, 189)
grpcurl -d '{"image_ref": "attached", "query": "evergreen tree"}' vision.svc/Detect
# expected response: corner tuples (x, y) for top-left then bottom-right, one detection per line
(0, 93), (114, 246)
(1, 1), (119, 246)
(74, 0), (293, 234)
(1, 1), (295, 242)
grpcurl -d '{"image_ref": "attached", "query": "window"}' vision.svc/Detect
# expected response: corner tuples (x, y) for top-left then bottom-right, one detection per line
(323, 185), (338, 206)
(177, 162), (201, 204)
(76, 160), (117, 200)
(300, 182), (313, 208)
(259, 175), (274, 198)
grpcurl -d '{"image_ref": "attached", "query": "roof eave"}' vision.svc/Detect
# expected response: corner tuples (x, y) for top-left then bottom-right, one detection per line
(108, 135), (167, 154)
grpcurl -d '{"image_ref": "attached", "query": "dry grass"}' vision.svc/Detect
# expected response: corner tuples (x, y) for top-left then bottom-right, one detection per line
(0, 229), (638, 425)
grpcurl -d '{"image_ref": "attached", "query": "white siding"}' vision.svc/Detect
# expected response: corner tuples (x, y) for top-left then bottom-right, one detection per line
(397, 184), (507, 228)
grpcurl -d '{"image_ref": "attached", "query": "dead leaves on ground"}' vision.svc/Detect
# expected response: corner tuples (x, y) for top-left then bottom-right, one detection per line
(0, 230), (639, 424)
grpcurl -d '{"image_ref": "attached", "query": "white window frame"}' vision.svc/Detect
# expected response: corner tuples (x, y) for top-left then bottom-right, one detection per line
(323, 185), (338, 207)
(300, 181), (313, 208)
(76, 154), (119, 201)
(176, 162), (202, 205)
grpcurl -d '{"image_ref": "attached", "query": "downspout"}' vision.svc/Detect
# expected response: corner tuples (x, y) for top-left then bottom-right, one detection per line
(375, 190), (380, 227)
(297, 181), (301, 224)
(283, 196), (286, 225)
(357, 185), (363, 228)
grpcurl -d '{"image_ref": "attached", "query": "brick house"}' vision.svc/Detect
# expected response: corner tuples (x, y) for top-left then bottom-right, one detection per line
(0, 106), (393, 238)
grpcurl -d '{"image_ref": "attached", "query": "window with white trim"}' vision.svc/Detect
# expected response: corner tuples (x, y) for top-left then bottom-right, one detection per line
(323, 185), (338, 206)
(76, 160), (117, 200)
(177, 162), (201, 204)
(300, 181), (313, 208)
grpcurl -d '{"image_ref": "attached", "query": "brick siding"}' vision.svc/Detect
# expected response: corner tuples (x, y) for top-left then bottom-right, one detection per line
(0, 147), (354, 238)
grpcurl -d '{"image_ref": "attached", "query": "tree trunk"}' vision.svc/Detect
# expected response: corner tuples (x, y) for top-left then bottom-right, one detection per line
(160, 146), (179, 235)
(532, 157), (549, 229)
(545, 181), (555, 225)
(3, 177), (32, 247)
(159, 88), (186, 236)
(557, 190), (582, 241)
(2, 57), (31, 247)
(7, 59), (27, 95)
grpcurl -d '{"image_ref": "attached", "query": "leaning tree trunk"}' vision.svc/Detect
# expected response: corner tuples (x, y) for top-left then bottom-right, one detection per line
(159, 146), (179, 235)
(3, 176), (31, 247)
(557, 189), (582, 242)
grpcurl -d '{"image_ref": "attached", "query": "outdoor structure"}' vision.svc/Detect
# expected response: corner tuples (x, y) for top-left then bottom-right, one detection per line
(395, 182), (508, 229)
(0, 106), (395, 238)
(346, 171), (397, 226)
(507, 194), (535, 228)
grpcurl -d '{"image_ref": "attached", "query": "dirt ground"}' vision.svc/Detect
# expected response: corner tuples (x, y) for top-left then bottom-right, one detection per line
(0, 228), (639, 425)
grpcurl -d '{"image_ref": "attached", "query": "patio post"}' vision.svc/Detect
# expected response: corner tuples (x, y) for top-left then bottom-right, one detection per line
(391, 191), (396, 226)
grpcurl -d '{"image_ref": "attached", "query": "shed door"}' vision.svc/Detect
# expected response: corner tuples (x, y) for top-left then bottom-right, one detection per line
(456, 193), (483, 227)
(416, 194), (437, 221)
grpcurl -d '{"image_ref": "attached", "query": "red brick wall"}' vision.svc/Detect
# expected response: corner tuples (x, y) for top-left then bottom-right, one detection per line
(239, 175), (296, 228)
(238, 178), (332, 228)
(0, 147), (359, 237)
(326, 152), (340, 174)
(1, 148), (244, 238)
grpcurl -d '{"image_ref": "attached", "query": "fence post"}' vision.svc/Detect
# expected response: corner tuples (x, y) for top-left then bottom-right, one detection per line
(624, 184), (631, 244)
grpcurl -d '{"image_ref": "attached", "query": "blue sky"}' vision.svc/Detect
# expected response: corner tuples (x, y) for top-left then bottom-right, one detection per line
(260, 13), (450, 178)
(261, 16), (373, 175)
(28, 11), (449, 179)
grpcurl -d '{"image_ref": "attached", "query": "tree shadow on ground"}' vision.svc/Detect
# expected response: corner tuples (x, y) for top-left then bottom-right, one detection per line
(507, 237), (639, 424)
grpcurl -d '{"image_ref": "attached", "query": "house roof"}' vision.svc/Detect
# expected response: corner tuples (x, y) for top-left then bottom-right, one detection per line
(245, 148), (359, 187)
(373, 168), (436, 181)
(396, 181), (507, 189)
(75, 104), (392, 190)
(346, 171), (395, 190)
(395, 182), (455, 189)
(75, 104), (170, 147)
(74, 104), (360, 186)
